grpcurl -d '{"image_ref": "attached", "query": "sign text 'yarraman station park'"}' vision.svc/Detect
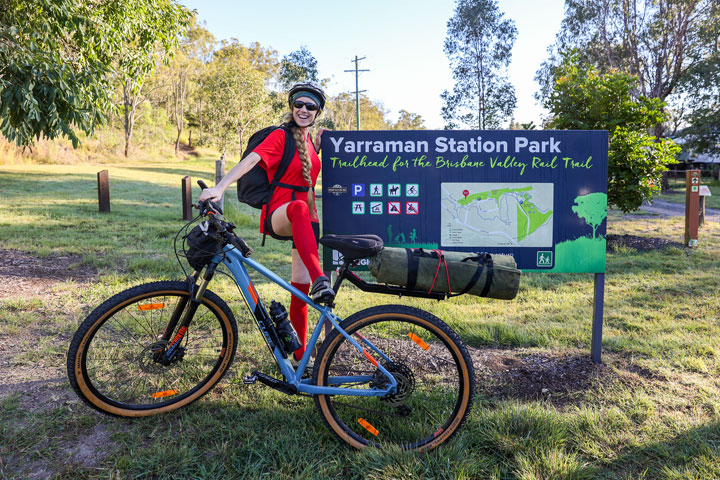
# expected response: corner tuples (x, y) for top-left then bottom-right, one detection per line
(327, 135), (593, 175)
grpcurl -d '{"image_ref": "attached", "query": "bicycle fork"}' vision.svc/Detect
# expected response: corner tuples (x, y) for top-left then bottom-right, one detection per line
(156, 265), (217, 365)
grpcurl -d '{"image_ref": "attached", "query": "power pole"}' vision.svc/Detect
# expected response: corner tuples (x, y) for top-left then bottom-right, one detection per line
(344, 56), (369, 130)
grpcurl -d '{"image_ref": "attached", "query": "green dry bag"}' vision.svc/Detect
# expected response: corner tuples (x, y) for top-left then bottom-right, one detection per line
(369, 248), (521, 300)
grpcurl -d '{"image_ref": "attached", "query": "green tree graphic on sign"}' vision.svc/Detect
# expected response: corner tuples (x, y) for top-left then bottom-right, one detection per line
(572, 193), (607, 238)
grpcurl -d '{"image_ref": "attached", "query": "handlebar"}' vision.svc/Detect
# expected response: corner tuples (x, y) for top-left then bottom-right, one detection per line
(196, 180), (224, 216)
(194, 180), (253, 257)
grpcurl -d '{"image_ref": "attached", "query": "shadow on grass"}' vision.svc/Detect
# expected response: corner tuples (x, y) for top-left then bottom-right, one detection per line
(602, 421), (720, 478)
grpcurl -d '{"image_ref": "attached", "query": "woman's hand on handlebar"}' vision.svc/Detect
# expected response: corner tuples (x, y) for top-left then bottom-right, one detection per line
(199, 186), (224, 203)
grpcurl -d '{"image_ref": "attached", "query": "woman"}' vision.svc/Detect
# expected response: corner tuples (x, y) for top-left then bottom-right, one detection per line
(199, 82), (333, 362)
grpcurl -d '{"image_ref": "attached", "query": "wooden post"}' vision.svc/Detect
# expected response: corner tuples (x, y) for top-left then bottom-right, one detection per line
(97, 170), (110, 212)
(685, 170), (700, 247)
(182, 176), (193, 220)
(215, 154), (226, 212)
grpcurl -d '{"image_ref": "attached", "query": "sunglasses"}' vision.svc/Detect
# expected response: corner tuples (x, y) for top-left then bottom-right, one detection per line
(293, 100), (319, 111)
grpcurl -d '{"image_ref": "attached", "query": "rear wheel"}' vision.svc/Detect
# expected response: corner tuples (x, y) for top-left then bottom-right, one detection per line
(67, 281), (237, 417)
(313, 305), (475, 451)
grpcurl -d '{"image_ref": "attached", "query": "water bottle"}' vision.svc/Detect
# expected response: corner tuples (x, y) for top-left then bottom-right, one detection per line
(269, 301), (301, 354)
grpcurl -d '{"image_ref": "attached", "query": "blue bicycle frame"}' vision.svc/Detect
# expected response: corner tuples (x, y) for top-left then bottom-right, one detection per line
(218, 246), (398, 397)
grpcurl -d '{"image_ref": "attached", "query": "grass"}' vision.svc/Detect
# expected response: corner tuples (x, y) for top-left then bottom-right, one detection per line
(654, 175), (720, 210)
(1, 161), (719, 479)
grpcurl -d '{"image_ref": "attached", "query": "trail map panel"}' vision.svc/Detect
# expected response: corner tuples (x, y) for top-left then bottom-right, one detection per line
(441, 183), (554, 247)
(321, 130), (609, 273)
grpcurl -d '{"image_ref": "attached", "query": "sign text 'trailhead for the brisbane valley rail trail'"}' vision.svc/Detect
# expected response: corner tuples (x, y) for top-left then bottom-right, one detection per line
(327, 135), (593, 176)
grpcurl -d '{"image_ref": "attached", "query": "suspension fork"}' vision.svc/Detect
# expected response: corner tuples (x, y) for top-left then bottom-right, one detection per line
(159, 263), (219, 361)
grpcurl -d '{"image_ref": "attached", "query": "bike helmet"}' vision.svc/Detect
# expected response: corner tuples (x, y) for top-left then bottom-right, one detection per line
(288, 82), (326, 111)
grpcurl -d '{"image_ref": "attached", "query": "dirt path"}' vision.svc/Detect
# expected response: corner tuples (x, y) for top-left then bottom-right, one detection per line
(638, 198), (720, 222)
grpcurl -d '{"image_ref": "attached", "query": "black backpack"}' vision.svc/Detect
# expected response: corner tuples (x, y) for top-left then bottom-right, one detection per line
(236, 124), (309, 243)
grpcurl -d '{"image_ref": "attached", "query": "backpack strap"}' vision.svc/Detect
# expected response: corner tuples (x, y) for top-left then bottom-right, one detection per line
(261, 126), (302, 246)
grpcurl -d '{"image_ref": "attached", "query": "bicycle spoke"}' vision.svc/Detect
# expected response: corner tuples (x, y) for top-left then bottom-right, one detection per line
(315, 306), (474, 451)
(70, 285), (236, 412)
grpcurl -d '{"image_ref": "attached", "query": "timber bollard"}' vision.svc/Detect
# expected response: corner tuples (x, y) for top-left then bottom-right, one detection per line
(97, 170), (110, 212)
(215, 154), (226, 212)
(182, 176), (193, 220)
(685, 170), (700, 246)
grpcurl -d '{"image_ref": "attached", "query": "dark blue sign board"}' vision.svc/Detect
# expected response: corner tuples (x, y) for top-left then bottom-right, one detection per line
(321, 130), (609, 273)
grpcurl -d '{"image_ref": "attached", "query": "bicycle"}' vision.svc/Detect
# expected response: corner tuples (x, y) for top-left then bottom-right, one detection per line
(67, 181), (475, 452)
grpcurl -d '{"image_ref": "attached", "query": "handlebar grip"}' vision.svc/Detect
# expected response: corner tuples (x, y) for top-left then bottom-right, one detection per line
(198, 180), (209, 190)
(232, 236), (253, 257)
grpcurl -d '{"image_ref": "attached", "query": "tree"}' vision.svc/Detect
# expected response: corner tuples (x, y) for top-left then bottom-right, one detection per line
(0, 0), (190, 148)
(213, 40), (278, 79)
(545, 57), (680, 212)
(325, 93), (391, 131)
(278, 46), (320, 89)
(156, 21), (214, 154)
(202, 58), (273, 155)
(441, 0), (517, 129)
(393, 110), (426, 130)
(536, 0), (718, 136)
(115, 0), (191, 157)
(572, 193), (608, 238)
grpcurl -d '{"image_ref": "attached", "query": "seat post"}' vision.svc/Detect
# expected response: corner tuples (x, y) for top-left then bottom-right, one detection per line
(331, 260), (353, 293)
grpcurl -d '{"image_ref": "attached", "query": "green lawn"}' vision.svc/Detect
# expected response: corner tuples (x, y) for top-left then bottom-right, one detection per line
(655, 175), (720, 210)
(1, 162), (719, 479)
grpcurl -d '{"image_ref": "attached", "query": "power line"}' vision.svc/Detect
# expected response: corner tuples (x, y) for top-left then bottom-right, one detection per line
(344, 56), (369, 130)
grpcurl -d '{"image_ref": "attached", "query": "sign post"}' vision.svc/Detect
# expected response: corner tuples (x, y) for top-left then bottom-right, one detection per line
(699, 185), (711, 227)
(322, 130), (609, 362)
(685, 170), (700, 246)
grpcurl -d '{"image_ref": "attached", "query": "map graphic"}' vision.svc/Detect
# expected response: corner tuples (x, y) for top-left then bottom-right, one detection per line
(441, 183), (554, 247)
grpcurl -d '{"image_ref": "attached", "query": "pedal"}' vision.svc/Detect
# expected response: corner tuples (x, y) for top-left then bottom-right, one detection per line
(250, 370), (298, 395)
(243, 374), (258, 384)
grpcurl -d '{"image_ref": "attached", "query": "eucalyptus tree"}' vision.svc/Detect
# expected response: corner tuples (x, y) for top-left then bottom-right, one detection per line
(0, 0), (190, 149)
(202, 57), (273, 155)
(536, 0), (718, 138)
(441, 0), (517, 129)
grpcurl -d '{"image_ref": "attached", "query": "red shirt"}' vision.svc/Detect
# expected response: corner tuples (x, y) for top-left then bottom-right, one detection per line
(252, 128), (320, 232)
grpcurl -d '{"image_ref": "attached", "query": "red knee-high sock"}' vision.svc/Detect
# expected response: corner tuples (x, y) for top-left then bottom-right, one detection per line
(290, 281), (310, 361)
(286, 200), (324, 281)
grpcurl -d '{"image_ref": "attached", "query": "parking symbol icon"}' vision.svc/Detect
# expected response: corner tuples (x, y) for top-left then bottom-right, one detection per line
(388, 202), (401, 215)
(370, 202), (383, 214)
(352, 184), (365, 197)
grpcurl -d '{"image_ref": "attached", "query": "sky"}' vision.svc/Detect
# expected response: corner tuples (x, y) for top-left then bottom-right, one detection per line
(179, 0), (566, 129)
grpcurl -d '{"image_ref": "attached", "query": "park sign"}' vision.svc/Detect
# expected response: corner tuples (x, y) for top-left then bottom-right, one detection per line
(320, 130), (609, 273)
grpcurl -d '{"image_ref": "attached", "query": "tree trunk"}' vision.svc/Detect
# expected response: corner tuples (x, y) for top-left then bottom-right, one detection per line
(188, 130), (192, 148)
(122, 81), (139, 159)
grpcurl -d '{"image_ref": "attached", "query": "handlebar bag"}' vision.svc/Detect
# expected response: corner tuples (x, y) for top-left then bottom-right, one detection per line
(184, 221), (221, 270)
(369, 247), (521, 300)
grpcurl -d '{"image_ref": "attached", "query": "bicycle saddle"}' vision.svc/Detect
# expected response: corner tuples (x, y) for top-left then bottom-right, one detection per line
(319, 234), (384, 261)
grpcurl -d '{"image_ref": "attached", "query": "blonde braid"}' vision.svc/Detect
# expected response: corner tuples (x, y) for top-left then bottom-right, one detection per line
(291, 124), (315, 210)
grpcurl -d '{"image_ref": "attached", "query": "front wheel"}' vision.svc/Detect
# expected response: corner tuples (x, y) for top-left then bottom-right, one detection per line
(67, 281), (238, 417)
(313, 305), (475, 451)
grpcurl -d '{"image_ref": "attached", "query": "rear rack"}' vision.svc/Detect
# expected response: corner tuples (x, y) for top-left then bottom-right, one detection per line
(332, 260), (448, 301)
